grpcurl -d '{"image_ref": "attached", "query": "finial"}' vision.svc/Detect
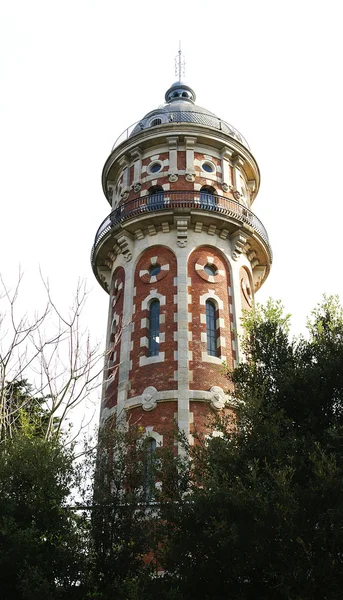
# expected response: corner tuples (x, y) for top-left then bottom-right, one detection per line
(174, 41), (185, 81)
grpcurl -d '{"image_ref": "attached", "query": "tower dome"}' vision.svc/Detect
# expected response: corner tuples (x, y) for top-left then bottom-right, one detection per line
(91, 77), (272, 449)
(127, 81), (250, 149)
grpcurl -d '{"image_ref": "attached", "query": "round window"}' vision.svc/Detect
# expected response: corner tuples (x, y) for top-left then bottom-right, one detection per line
(202, 161), (215, 173)
(149, 162), (162, 174)
(149, 264), (161, 277)
(204, 264), (216, 276)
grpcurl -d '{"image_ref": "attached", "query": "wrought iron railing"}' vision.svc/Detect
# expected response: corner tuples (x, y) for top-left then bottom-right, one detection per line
(91, 191), (272, 264)
(111, 111), (250, 151)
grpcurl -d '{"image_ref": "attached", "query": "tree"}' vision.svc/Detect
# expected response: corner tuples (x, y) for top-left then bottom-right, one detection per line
(0, 434), (84, 599)
(0, 272), (104, 443)
(80, 422), (165, 599)
(153, 297), (343, 600)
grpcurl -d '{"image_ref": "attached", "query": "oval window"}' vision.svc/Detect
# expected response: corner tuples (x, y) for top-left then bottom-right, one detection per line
(202, 161), (215, 173)
(149, 162), (162, 173)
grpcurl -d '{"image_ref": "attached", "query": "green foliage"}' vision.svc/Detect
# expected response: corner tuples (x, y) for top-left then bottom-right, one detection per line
(0, 434), (83, 599)
(0, 379), (58, 442)
(153, 297), (343, 599)
(2, 297), (343, 599)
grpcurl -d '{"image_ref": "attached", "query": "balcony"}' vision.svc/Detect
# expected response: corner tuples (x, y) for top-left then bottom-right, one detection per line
(111, 111), (250, 151)
(91, 191), (272, 266)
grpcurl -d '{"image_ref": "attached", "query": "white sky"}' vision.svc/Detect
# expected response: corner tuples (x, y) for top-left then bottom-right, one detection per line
(1, 0), (343, 415)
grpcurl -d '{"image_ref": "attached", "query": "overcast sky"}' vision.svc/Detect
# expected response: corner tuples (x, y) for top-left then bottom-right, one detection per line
(1, 0), (343, 401)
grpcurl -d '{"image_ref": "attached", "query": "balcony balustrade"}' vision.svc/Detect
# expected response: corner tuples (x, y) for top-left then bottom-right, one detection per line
(91, 191), (271, 265)
(111, 111), (250, 151)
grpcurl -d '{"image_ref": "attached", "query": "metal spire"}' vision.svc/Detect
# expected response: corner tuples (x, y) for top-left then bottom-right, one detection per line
(174, 41), (185, 81)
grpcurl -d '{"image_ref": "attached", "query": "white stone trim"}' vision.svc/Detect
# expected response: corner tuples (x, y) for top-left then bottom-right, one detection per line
(145, 427), (163, 447)
(139, 352), (165, 366)
(199, 290), (224, 309)
(190, 389), (234, 406)
(140, 336), (149, 348)
(125, 389), (178, 410)
(141, 290), (166, 310)
(176, 246), (191, 453)
(201, 352), (225, 364)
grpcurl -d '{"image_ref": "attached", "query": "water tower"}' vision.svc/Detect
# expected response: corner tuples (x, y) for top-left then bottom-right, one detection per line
(91, 68), (271, 448)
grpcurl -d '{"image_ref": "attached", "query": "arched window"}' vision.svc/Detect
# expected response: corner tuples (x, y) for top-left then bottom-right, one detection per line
(143, 437), (157, 501)
(206, 300), (217, 356)
(149, 300), (160, 356)
(200, 186), (216, 209)
(150, 118), (162, 127)
(148, 185), (164, 210)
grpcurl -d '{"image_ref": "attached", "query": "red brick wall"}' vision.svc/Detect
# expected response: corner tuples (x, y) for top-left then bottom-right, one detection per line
(188, 246), (235, 392)
(129, 246), (177, 399)
(117, 150), (237, 205)
(128, 402), (177, 441)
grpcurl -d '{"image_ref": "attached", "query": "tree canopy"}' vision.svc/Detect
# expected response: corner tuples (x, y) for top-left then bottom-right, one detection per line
(1, 296), (343, 600)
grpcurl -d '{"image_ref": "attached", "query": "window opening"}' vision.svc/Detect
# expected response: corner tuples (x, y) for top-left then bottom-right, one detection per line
(150, 118), (162, 126)
(148, 186), (164, 210)
(143, 437), (157, 501)
(149, 162), (162, 173)
(200, 186), (215, 209)
(149, 300), (160, 356)
(204, 264), (216, 276)
(202, 162), (215, 173)
(206, 300), (217, 356)
(149, 264), (161, 277)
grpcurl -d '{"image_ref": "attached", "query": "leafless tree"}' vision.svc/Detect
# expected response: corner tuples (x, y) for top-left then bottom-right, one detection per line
(0, 270), (106, 444)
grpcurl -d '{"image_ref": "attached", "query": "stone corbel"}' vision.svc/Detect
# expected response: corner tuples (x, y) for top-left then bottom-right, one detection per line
(107, 182), (115, 205)
(231, 154), (245, 194)
(174, 216), (190, 247)
(252, 265), (266, 291)
(130, 147), (142, 191)
(185, 136), (197, 180)
(232, 232), (247, 261)
(119, 155), (130, 195)
(116, 234), (132, 262)
(247, 180), (256, 195)
(220, 146), (234, 189)
(97, 267), (111, 291)
(167, 136), (179, 182)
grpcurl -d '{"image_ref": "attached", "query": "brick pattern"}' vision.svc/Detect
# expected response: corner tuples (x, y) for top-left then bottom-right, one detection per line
(139, 254), (170, 284)
(188, 246), (235, 391)
(190, 401), (235, 440)
(105, 266), (125, 409)
(128, 401), (178, 443)
(116, 150), (238, 205)
(129, 246), (177, 399)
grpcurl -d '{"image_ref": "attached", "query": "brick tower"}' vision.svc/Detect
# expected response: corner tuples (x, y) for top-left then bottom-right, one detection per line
(91, 77), (272, 447)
